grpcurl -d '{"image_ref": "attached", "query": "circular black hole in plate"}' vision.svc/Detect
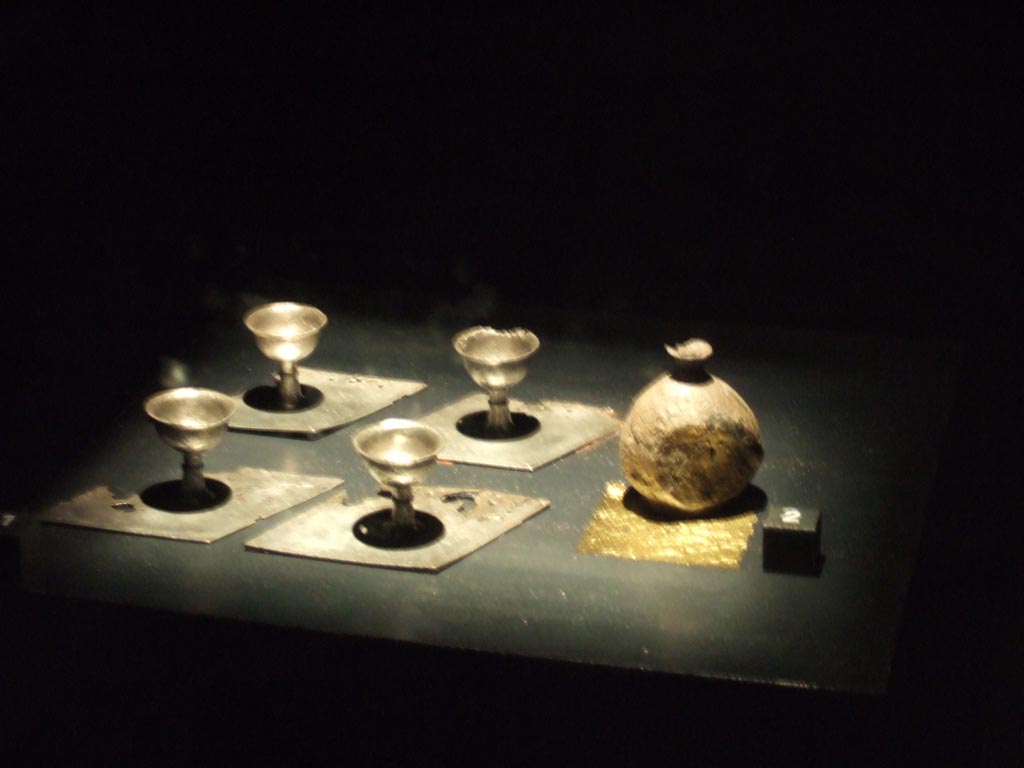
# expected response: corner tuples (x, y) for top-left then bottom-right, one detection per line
(242, 384), (325, 413)
(139, 479), (233, 513)
(352, 510), (445, 549)
(455, 410), (541, 440)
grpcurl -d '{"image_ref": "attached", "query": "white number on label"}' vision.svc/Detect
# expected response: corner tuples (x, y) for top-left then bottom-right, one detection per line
(781, 508), (802, 524)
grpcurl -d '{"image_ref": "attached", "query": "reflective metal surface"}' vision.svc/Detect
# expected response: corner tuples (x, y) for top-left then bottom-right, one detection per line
(38, 468), (343, 543)
(244, 302), (328, 409)
(453, 326), (540, 436)
(144, 387), (236, 454)
(246, 485), (549, 572)
(244, 302), (328, 363)
(144, 387), (237, 507)
(418, 394), (619, 470)
(353, 419), (444, 489)
(229, 367), (427, 435)
(353, 418), (443, 528)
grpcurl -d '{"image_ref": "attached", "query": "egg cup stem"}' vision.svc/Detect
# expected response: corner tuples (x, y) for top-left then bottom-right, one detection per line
(390, 485), (416, 527)
(180, 451), (210, 501)
(277, 361), (301, 409)
(486, 389), (513, 435)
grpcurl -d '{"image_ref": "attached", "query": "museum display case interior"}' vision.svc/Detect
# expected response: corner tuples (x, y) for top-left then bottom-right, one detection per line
(3, 7), (1017, 764)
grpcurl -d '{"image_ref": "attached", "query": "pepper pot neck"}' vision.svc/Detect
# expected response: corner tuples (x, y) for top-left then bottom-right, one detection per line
(665, 339), (713, 382)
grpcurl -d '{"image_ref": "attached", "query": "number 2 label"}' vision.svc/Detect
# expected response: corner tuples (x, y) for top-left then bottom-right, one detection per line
(781, 507), (802, 524)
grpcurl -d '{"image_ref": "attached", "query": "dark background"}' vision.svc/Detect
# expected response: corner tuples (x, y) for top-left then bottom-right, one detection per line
(2, 6), (1018, 763)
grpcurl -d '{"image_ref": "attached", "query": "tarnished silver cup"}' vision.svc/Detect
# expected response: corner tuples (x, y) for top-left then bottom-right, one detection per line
(144, 387), (236, 507)
(452, 326), (540, 437)
(353, 418), (443, 529)
(244, 302), (328, 409)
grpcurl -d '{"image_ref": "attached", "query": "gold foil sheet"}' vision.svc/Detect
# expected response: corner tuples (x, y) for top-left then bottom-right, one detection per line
(578, 482), (757, 568)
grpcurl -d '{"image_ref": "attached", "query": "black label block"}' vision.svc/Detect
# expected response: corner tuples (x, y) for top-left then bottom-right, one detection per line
(763, 506), (822, 575)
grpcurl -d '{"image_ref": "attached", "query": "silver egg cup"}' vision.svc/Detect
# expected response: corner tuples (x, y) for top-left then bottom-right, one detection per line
(353, 418), (444, 532)
(144, 387), (236, 508)
(452, 326), (540, 438)
(244, 302), (328, 410)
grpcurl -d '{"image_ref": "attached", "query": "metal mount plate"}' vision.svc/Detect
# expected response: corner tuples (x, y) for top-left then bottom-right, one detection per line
(38, 468), (344, 543)
(246, 486), (550, 572)
(417, 394), (619, 471)
(229, 367), (427, 436)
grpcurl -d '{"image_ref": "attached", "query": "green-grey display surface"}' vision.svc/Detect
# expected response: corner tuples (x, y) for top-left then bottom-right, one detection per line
(20, 311), (956, 694)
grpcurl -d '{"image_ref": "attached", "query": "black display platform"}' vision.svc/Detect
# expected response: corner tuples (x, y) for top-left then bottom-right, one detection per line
(17, 308), (955, 695)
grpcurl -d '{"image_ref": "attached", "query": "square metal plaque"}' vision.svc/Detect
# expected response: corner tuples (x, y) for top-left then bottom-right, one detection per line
(246, 485), (550, 571)
(229, 367), (426, 436)
(38, 468), (344, 543)
(417, 394), (619, 471)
